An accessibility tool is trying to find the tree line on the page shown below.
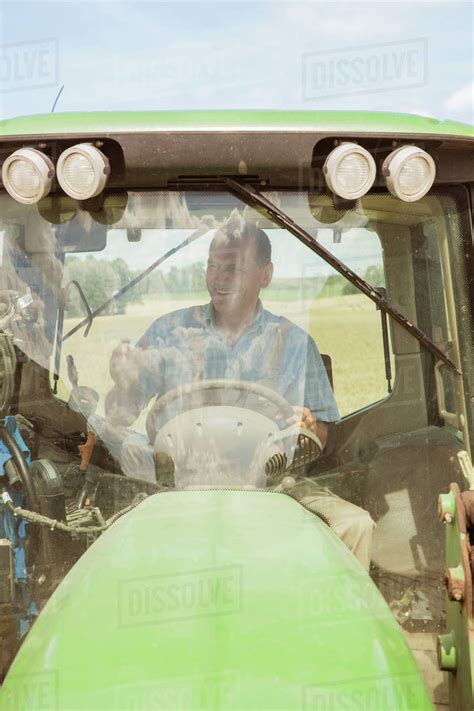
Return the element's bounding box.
[64,257,207,316]
[64,256,385,317]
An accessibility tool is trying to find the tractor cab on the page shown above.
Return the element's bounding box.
[0,111,473,710]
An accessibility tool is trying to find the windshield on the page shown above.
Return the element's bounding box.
[0,189,468,488]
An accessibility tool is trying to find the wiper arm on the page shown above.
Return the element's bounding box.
[53,280,93,394]
[223,177,461,376]
[62,225,209,342]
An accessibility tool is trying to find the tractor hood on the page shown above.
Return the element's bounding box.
[0,490,432,710]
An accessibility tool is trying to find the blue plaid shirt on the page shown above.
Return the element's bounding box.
[136,301,340,422]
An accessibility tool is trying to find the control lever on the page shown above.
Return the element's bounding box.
[78,432,96,472]
[63,355,101,508]
[76,429,100,509]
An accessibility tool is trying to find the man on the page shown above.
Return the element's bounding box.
[103,212,374,570]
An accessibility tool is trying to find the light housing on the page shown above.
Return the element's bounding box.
[323,143,376,200]
[57,143,110,200]
[382,145,436,202]
[1,148,54,204]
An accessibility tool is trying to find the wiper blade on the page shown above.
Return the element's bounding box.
[62,225,209,342]
[223,177,461,376]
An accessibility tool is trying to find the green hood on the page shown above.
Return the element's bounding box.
[1,490,432,710]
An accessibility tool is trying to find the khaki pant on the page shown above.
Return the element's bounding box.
[281,477,375,571]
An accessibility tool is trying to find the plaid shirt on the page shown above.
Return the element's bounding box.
[136,301,340,422]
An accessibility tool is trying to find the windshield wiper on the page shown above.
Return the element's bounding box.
[53,280,93,394]
[223,177,461,375]
[62,225,209,342]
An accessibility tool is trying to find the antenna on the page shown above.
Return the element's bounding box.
[51,85,64,113]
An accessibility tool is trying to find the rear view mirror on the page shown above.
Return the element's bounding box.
[56,211,107,253]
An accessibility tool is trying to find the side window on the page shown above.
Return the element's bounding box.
[266,227,392,417]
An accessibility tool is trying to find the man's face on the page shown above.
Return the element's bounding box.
[206,240,273,320]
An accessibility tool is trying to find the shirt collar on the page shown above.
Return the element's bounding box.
[203,300,265,336]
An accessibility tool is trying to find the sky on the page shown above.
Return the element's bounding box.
[0,1,472,124]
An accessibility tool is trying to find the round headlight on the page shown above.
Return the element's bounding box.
[382,145,436,202]
[323,143,376,200]
[1,148,54,204]
[57,143,110,200]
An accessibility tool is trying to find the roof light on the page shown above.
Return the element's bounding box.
[57,143,110,200]
[323,143,376,200]
[1,148,54,204]
[383,145,436,202]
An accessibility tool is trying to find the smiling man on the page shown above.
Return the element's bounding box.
[104,212,374,569]
[118,214,338,441]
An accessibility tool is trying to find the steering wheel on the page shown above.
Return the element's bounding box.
[146,378,295,444]
[147,379,324,491]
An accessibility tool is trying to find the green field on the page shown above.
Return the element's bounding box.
[59,292,390,422]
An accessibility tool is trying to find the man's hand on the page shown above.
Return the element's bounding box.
[288,406,328,450]
[109,340,144,392]
[105,340,148,429]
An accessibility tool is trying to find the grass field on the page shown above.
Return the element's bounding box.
[59,292,390,421]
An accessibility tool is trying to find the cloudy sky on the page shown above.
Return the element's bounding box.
[0,1,472,124]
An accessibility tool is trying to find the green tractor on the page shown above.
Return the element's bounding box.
[0,111,472,710]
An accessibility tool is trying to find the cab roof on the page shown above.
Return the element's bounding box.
[1,110,473,139]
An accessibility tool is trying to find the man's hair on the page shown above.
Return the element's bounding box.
[210,210,272,266]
